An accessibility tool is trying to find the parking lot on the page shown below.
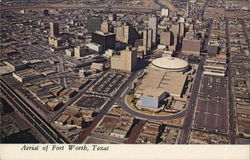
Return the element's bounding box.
[193,75,229,134]
[199,75,228,99]
[194,98,228,133]
[90,71,128,96]
[74,95,107,111]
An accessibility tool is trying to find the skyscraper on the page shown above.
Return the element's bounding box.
[121,47,137,72]
[111,47,137,72]
[115,24,137,45]
[182,38,201,56]
[149,16,158,45]
[143,28,153,52]
[101,21,110,33]
[50,22,59,37]
[171,23,180,46]
[87,15,102,33]
[179,22,185,38]
[92,31,115,53]
[108,13,117,21]
[160,31,173,46]
[171,23,180,36]
[74,46,85,59]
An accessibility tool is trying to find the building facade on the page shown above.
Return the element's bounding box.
[87,15,102,33]
[115,24,137,45]
[111,47,137,72]
[101,21,110,33]
[143,28,153,52]
[92,31,115,53]
[182,38,201,56]
[50,22,59,37]
[149,16,158,45]
[160,31,173,46]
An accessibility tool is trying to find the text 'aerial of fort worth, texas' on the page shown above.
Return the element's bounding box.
[0,0,250,145]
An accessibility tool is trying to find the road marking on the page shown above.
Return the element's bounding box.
[121,86,129,97]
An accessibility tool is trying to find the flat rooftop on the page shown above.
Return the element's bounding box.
[14,69,42,78]
[0,66,13,75]
[94,31,115,36]
[5,59,25,67]
[138,68,187,97]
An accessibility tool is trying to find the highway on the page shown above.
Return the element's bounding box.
[0,79,68,143]
[225,18,237,144]
[179,56,205,144]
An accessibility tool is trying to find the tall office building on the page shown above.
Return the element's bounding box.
[74,46,85,59]
[115,24,137,45]
[182,38,201,56]
[101,21,110,33]
[50,22,59,37]
[171,23,180,46]
[143,28,153,52]
[171,23,180,36]
[122,47,137,72]
[111,47,137,72]
[92,31,115,53]
[160,31,173,46]
[108,13,117,21]
[179,22,185,38]
[87,15,102,33]
[207,40,219,57]
[149,16,158,45]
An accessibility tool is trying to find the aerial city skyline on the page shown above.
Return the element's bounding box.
[0,0,250,144]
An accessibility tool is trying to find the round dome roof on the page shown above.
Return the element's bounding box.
[151,57,188,71]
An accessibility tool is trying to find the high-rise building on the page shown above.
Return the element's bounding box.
[92,31,115,53]
[179,22,185,38]
[101,21,110,33]
[48,37,63,47]
[207,40,219,57]
[171,23,180,36]
[50,22,59,37]
[160,31,173,46]
[74,46,85,59]
[122,47,137,72]
[171,23,180,46]
[182,38,201,56]
[143,28,153,52]
[108,13,117,21]
[87,15,102,33]
[149,16,158,45]
[115,24,137,45]
[111,47,137,72]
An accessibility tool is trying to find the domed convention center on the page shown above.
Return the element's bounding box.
[125,55,194,117]
[151,57,189,72]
